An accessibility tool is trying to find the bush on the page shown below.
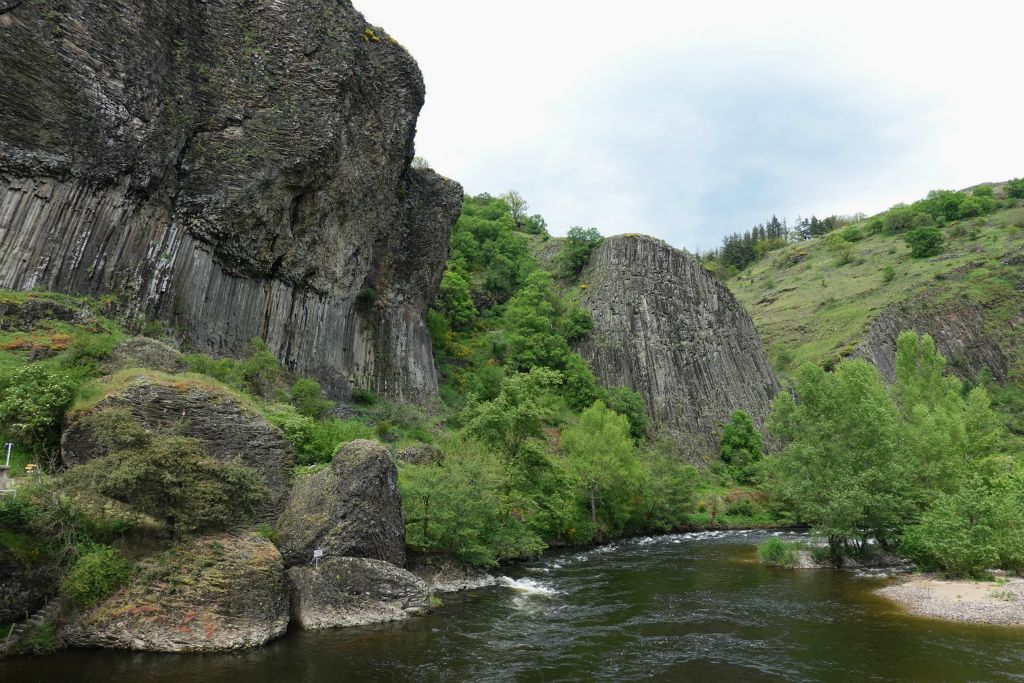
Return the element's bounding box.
[883,204,929,233]
[266,404,375,465]
[602,386,649,442]
[350,388,378,405]
[882,265,896,284]
[61,543,131,608]
[290,378,332,418]
[972,185,994,198]
[0,364,77,460]
[758,537,801,566]
[60,435,268,538]
[904,226,944,258]
[1006,178,1024,199]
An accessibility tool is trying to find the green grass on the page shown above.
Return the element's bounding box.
[728,205,1024,381]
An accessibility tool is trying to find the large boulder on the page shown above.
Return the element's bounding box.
[576,235,780,458]
[61,373,294,516]
[407,553,497,594]
[276,440,405,567]
[287,556,429,630]
[63,533,288,652]
[0,0,462,404]
[100,336,186,375]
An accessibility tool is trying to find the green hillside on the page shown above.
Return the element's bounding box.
[726,185,1024,382]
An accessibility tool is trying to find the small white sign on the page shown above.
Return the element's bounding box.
[313,547,323,567]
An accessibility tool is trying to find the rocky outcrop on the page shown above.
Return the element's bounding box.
[576,235,779,458]
[100,336,186,375]
[62,374,293,515]
[0,0,462,403]
[397,442,444,466]
[407,553,496,593]
[287,557,429,630]
[63,533,288,652]
[854,302,1008,383]
[276,440,405,567]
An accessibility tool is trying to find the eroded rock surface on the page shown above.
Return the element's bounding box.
[287,556,429,630]
[407,553,496,593]
[276,439,405,567]
[576,235,779,457]
[100,336,186,375]
[854,302,1008,382]
[63,534,288,652]
[61,374,294,515]
[0,0,462,403]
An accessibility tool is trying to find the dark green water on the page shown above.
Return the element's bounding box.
[3,530,1023,682]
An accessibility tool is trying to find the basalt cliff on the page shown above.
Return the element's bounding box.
[0,0,461,403]
[576,235,780,457]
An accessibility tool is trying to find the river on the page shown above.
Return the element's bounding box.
[3,530,1023,682]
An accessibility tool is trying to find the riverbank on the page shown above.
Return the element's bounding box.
[877,573,1024,626]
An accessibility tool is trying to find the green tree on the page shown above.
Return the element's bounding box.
[903,226,944,258]
[766,360,912,563]
[434,268,478,330]
[603,386,649,441]
[1005,178,1024,199]
[290,378,332,418]
[719,410,763,483]
[559,226,604,277]
[500,190,528,231]
[561,401,646,540]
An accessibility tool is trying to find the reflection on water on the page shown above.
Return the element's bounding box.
[3,530,1023,682]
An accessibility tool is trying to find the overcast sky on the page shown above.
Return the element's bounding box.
[362,1,1024,252]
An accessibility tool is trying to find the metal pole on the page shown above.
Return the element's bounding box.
[4,443,10,468]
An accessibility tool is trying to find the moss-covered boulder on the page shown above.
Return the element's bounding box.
[62,372,293,517]
[276,440,405,567]
[287,557,428,630]
[63,533,288,652]
[100,336,186,375]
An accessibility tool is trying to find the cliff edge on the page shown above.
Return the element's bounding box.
[0,0,462,403]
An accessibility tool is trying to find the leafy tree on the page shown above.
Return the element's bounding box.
[434,268,478,330]
[0,365,76,460]
[463,368,562,473]
[1006,178,1024,199]
[719,410,763,483]
[559,227,604,277]
[766,360,912,562]
[603,386,649,441]
[883,204,929,233]
[561,401,646,540]
[903,226,944,258]
[525,214,549,236]
[972,185,994,198]
[500,191,529,231]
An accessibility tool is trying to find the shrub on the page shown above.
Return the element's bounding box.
[602,386,649,442]
[972,185,994,198]
[904,226,944,258]
[266,404,375,465]
[355,287,378,313]
[61,542,131,607]
[882,265,896,284]
[290,378,332,418]
[1006,178,1024,199]
[0,364,77,460]
[60,436,268,538]
[350,388,378,405]
[758,537,801,566]
[883,204,929,232]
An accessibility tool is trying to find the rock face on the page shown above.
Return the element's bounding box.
[63,533,288,652]
[0,546,57,624]
[0,0,462,403]
[854,301,1009,383]
[576,235,779,457]
[276,440,405,567]
[62,374,294,515]
[287,557,429,630]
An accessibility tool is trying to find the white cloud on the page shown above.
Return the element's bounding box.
[361,1,1024,249]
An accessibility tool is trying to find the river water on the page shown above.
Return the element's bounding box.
[3,530,1023,682]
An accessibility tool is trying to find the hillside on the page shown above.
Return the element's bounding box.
[727,186,1024,384]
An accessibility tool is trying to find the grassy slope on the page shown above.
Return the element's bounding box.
[728,205,1024,382]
